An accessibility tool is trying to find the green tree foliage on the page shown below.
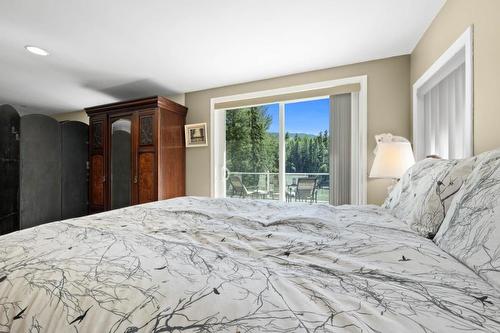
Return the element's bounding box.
[226,106,277,173]
[226,106,329,176]
[285,131,329,173]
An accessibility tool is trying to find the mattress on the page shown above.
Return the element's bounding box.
[0,197,499,332]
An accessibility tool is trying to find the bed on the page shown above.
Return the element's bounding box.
[1,194,500,332]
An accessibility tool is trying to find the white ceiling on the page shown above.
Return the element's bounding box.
[0,0,445,114]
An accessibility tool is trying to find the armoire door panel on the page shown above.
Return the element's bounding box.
[91,121,103,149]
[138,152,155,204]
[89,116,107,212]
[139,114,154,146]
[90,155,104,206]
[109,116,133,210]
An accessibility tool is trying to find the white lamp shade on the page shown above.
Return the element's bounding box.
[370,142,415,179]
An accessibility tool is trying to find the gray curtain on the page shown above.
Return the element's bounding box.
[330,93,351,205]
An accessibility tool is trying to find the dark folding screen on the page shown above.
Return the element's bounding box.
[0,105,20,235]
[20,114,62,229]
[61,121,89,219]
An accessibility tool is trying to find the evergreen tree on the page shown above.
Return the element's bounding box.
[226,105,330,189]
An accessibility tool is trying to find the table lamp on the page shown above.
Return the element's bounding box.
[370,141,415,182]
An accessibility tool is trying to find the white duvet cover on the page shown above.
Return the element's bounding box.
[0,197,499,332]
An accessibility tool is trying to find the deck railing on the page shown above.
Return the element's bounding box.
[226,171,330,203]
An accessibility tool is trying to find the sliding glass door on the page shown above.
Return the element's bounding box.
[285,98,330,203]
[224,97,333,204]
[214,81,365,205]
[225,104,280,200]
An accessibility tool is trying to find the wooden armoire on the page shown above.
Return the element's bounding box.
[85,96,187,213]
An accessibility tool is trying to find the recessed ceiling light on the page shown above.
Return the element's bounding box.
[25,45,49,56]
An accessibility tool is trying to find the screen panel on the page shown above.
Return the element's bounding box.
[0,105,20,234]
[61,121,89,219]
[20,114,62,229]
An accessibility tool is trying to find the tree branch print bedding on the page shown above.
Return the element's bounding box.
[383,157,476,238]
[0,197,499,332]
[435,149,500,293]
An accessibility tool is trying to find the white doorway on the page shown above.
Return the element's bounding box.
[210,76,368,205]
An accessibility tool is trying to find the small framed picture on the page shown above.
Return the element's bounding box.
[185,123,208,147]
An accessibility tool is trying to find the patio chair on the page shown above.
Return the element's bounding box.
[228,175,253,198]
[253,174,269,199]
[292,177,318,203]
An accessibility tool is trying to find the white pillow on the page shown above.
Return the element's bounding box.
[384,157,475,238]
[435,149,500,291]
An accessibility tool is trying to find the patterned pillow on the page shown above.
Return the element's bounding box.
[383,157,475,238]
[435,149,500,291]
[383,158,442,210]
[436,157,478,215]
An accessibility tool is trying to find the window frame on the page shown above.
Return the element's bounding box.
[210,75,368,204]
[412,26,473,160]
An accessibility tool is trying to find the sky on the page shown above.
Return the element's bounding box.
[265,98,330,135]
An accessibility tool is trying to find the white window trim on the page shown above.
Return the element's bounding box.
[210,75,368,205]
[412,26,473,160]
[278,102,285,201]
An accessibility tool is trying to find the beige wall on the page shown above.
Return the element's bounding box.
[185,55,411,205]
[411,0,500,153]
[51,110,89,124]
